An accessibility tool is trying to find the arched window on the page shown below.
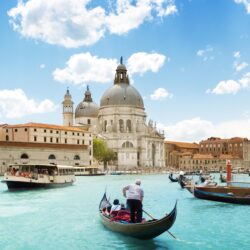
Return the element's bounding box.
[48,154,56,160]
[104,120,107,132]
[6,135,9,141]
[74,155,80,160]
[119,119,124,132]
[122,141,133,148]
[21,153,29,159]
[126,120,132,132]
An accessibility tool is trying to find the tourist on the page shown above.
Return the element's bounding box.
[122,179,144,223]
[110,199,121,214]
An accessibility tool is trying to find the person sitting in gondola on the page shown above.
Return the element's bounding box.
[110,199,121,216]
[123,179,144,223]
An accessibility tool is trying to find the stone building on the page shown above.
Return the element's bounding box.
[0,123,92,174]
[164,141,199,170]
[63,58,165,170]
[165,137,250,172]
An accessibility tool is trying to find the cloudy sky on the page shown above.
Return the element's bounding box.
[1,0,250,142]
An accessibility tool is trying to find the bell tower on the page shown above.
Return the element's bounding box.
[62,88,74,126]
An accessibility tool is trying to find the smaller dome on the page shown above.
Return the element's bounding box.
[75,102,99,118]
[75,86,99,118]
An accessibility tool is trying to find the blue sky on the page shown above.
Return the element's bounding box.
[1,0,250,142]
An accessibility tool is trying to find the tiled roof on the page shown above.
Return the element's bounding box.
[4,123,88,132]
[201,137,247,143]
[165,140,199,149]
[0,141,88,149]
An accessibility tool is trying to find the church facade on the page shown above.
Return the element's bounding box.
[62,59,165,170]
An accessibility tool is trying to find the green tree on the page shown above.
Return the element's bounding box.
[93,138,116,170]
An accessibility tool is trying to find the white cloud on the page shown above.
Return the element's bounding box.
[234,61,248,71]
[53,52,118,84]
[208,71,250,95]
[209,80,241,95]
[0,89,57,119]
[8,0,177,48]
[8,0,106,48]
[150,87,173,100]
[127,52,166,75]
[239,72,250,88]
[233,51,241,58]
[196,45,214,61]
[53,52,167,84]
[158,117,250,142]
[234,0,250,14]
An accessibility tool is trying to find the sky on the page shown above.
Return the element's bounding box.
[1,0,250,142]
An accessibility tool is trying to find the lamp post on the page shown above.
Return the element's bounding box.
[226,160,232,183]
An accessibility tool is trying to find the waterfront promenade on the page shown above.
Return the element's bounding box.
[0,174,250,249]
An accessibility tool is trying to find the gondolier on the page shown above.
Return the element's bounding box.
[123,179,144,223]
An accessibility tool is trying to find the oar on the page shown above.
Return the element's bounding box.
[142,209,177,240]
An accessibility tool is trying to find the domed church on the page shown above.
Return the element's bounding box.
[62,57,165,169]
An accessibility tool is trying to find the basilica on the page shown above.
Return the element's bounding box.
[62,58,165,169]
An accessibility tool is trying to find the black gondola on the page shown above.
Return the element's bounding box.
[99,192,177,240]
[178,175,191,188]
[220,174,226,183]
[193,187,250,205]
[169,174,179,182]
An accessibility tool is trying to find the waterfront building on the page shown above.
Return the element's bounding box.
[165,137,250,172]
[64,58,165,170]
[0,123,92,174]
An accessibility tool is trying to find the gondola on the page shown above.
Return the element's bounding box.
[178,176,191,188]
[219,174,226,183]
[186,182,250,205]
[168,174,179,182]
[99,192,177,240]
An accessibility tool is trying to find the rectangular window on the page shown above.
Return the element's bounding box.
[77,139,80,144]
[50,138,53,143]
[65,131,67,135]
[44,129,46,133]
[77,133,80,136]
[82,133,85,136]
[89,150,91,155]
[34,136,37,142]
[82,140,84,144]
[56,138,59,143]
[88,119,91,124]
[73,132,75,135]
[56,131,59,134]
[6,129,8,132]
[89,141,91,145]
[50,130,53,133]
[25,128,27,132]
[44,137,47,142]
[15,129,18,132]
[34,128,37,132]
[65,139,67,143]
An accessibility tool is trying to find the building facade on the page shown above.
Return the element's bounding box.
[165,137,250,172]
[0,123,92,174]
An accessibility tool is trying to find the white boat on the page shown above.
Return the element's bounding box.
[2,164,76,190]
[73,166,105,176]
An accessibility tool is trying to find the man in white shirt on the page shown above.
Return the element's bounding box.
[122,179,144,223]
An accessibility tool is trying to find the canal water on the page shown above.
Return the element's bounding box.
[0,174,250,250]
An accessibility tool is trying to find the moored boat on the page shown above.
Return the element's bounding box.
[74,166,105,176]
[2,164,76,190]
[99,192,177,240]
[187,182,250,205]
[168,174,179,182]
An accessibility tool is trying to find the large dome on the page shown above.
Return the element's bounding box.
[100,59,144,109]
[75,86,99,118]
[100,83,144,108]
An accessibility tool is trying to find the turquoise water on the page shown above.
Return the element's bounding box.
[0,174,250,250]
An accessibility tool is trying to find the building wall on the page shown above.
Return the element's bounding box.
[0,142,90,175]
[98,106,165,169]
